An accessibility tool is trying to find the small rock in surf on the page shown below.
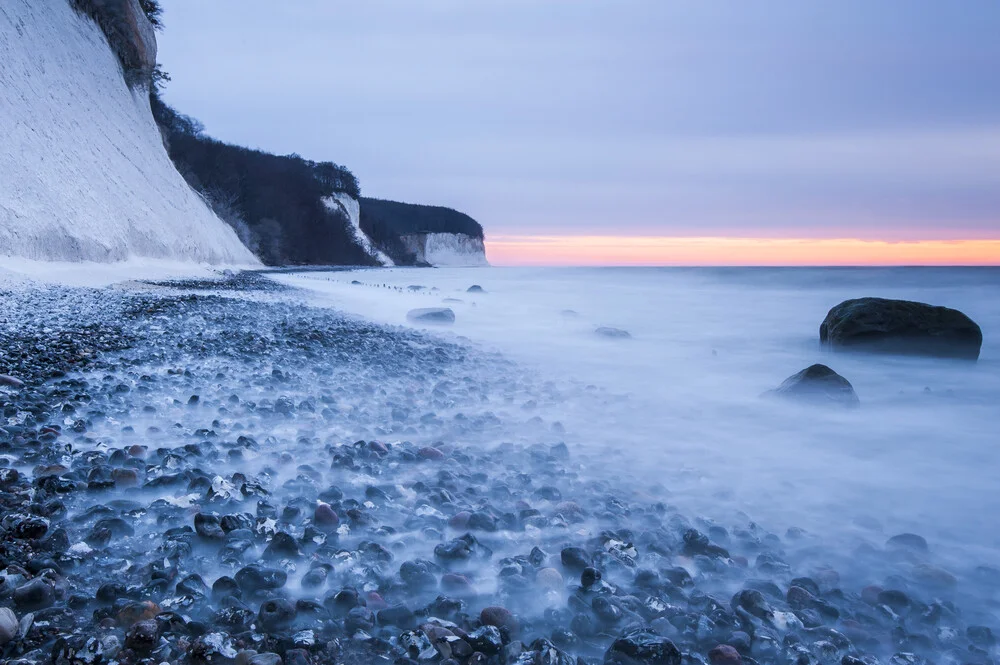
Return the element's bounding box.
[764,364,860,408]
[407,308,456,324]
[595,326,631,339]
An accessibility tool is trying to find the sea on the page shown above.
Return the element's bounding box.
[275,266,1000,571]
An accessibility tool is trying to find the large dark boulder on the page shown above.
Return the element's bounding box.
[820,298,982,360]
[765,364,860,408]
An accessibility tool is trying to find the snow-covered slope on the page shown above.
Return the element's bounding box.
[323,193,394,266]
[0,0,258,265]
[401,233,489,267]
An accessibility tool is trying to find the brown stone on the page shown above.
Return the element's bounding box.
[709,645,743,665]
[112,468,139,488]
[118,600,160,627]
[313,503,339,530]
[418,446,445,460]
[480,606,517,633]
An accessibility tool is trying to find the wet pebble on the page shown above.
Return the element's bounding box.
[235,565,287,592]
[0,607,18,645]
[258,598,296,630]
[606,628,681,665]
[313,502,340,529]
[14,578,55,611]
[194,512,225,539]
[709,644,743,665]
[124,619,159,653]
[481,606,518,633]
[561,546,591,571]
[887,533,928,553]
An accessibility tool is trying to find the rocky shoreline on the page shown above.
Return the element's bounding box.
[1,274,997,665]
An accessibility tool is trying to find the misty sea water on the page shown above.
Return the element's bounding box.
[279,266,1000,572]
[4,265,997,662]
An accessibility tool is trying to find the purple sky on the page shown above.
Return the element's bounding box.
[157,1,1000,240]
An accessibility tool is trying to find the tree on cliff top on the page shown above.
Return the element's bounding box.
[138,0,162,29]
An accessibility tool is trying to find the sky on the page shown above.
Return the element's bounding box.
[157,1,1000,265]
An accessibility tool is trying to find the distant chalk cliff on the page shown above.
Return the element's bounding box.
[360,198,488,267]
[155,100,489,267]
[400,233,489,267]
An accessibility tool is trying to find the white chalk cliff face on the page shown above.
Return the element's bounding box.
[424,233,488,267]
[0,0,258,265]
[402,233,489,267]
[322,193,394,266]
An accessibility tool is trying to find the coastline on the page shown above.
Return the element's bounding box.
[1,272,996,663]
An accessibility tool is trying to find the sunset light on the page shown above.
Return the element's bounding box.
[486,235,1000,266]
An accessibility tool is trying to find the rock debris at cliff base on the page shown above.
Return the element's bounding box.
[0,275,997,665]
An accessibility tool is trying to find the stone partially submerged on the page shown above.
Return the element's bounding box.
[765,364,860,408]
[820,298,982,360]
[407,308,456,324]
[0,375,26,389]
[596,326,631,339]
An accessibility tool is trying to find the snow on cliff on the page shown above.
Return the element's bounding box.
[0,0,258,265]
[401,233,489,267]
[323,193,394,266]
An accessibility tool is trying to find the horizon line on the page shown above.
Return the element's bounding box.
[483,235,1000,267]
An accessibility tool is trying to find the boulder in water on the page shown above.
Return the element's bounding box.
[765,364,860,408]
[407,308,455,324]
[886,532,928,552]
[820,298,982,360]
[596,326,631,339]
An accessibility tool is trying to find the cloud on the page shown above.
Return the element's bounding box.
[156,1,1000,240]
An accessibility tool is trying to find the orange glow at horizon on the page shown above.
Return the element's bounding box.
[485,235,1000,266]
